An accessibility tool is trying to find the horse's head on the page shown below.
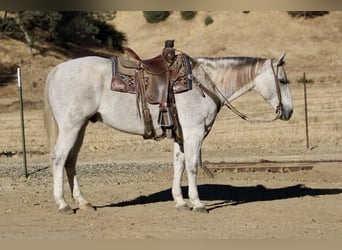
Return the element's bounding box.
[253,53,293,121]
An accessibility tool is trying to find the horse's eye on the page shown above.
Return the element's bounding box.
[279,79,288,84]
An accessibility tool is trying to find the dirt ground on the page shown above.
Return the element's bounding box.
[0,11,341,239]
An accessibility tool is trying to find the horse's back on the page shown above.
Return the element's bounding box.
[49,56,110,80]
[48,56,111,93]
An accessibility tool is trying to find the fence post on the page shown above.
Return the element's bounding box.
[303,72,310,149]
[17,67,28,178]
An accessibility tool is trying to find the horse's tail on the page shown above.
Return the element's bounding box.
[43,67,58,156]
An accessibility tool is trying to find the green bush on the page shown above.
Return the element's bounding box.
[0,11,126,52]
[143,11,170,23]
[287,11,329,19]
[204,15,213,26]
[297,76,314,84]
[52,12,126,51]
[180,11,197,20]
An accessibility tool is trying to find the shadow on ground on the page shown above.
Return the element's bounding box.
[97,184,342,212]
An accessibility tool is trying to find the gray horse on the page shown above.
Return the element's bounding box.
[44,52,293,213]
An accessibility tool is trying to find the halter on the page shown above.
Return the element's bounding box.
[193,58,284,123]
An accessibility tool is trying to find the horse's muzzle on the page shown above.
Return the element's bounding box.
[280,107,293,121]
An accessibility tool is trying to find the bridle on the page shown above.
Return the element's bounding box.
[192,58,284,123]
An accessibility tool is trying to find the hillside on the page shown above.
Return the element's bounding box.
[0,11,341,111]
[112,11,341,79]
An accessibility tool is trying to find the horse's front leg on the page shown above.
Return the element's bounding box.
[172,142,191,211]
[184,140,208,213]
[184,130,208,213]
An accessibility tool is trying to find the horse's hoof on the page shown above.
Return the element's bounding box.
[59,205,75,214]
[80,203,96,211]
[193,207,209,213]
[176,204,192,211]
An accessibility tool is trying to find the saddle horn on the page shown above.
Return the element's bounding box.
[163,39,176,63]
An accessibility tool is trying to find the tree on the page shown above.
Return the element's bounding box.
[0,11,126,55]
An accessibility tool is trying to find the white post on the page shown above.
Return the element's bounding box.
[17,67,28,178]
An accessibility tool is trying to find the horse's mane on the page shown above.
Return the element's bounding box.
[195,57,267,90]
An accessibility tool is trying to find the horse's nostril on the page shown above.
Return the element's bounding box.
[282,109,293,120]
[288,109,293,119]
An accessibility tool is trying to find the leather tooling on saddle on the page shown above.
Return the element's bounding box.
[110,40,192,143]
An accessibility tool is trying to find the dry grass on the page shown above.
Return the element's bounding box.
[0,11,341,164]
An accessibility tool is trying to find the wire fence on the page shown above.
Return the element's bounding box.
[0,70,341,177]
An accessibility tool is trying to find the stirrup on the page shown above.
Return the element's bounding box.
[158,108,173,127]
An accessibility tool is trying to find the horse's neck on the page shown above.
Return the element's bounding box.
[224,78,255,102]
[196,57,265,102]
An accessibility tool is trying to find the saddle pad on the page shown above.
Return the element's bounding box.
[111,57,147,93]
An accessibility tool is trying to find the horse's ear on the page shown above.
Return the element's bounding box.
[276,52,286,66]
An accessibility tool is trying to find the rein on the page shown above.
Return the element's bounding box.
[192,58,283,123]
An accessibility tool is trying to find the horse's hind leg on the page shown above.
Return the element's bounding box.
[65,122,94,211]
[53,122,86,213]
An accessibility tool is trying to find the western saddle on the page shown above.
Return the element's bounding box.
[111,40,193,143]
